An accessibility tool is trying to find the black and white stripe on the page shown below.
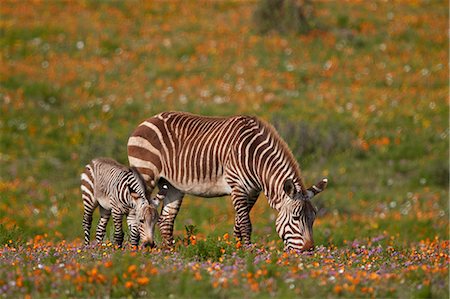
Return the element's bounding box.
[127,112,327,251]
[81,157,159,247]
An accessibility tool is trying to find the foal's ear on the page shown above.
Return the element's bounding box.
[283,179,296,199]
[128,185,140,201]
[130,191,140,200]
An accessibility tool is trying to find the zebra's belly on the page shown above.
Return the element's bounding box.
[164,175,232,198]
[96,194,112,211]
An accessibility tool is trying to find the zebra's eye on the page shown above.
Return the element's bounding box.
[139,219,144,224]
[293,216,300,221]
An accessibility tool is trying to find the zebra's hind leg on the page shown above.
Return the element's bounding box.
[157,184,184,248]
[111,208,125,247]
[95,206,111,245]
[231,188,253,246]
[82,199,98,246]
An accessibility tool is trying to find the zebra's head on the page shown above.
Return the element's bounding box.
[275,178,327,252]
[136,203,159,248]
[127,168,159,248]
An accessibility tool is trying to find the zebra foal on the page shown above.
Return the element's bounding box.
[81,157,162,248]
[127,112,327,251]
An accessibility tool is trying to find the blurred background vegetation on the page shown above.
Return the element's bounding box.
[0,0,448,248]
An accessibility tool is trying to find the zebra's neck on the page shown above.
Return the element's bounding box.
[258,159,302,211]
[251,124,305,211]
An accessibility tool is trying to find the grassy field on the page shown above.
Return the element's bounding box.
[0,0,448,298]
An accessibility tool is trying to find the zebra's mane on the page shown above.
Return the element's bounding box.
[94,157,129,172]
[253,117,307,195]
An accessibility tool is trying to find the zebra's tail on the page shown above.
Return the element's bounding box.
[305,178,328,200]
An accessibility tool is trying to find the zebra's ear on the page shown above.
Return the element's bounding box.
[305,178,328,200]
[130,191,140,200]
[283,179,296,199]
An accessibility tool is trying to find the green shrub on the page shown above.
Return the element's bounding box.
[253,0,315,34]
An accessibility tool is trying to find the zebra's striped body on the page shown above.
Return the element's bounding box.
[81,157,159,248]
[127,112,327,251]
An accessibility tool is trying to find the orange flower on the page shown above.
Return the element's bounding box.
[194,272,202,281]
[333,285,342,294]
[360,140,369,151]
[137,277,149,285]
[16,276,23,287]
[104,261,113,268]
[369,272,379,280]
[235,241,242,249]
[128,265,137,273]
[223,233,229,241]
[249,281,259,292]
[89,268,98,276]
[125,281,134,289]
[149,268,158,275]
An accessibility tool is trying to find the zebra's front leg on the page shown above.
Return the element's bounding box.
[111,208,125,247]
[158,184,184,247]
[95,206,111,244]
[233,214,242,241]
[127,209,139,247]
[233,191,259,242]
[231,188,252,245]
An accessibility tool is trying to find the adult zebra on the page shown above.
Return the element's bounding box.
[127,112,327,251]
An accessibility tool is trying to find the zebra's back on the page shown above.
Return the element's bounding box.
[128,112,263,196]
[81,158,130,210]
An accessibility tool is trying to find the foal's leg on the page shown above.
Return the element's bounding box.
[95,205,111,244]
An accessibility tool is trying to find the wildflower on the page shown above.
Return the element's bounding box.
[16,276,23,287]
[149,268,158,275]
[137,277,149,285]
[236,241,242,249]
[249,280,259,292]
[194,272,202,281]
[125,281,134,289]
[369,272,379,280]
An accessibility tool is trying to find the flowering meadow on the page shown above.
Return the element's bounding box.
[1,0,448,298]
